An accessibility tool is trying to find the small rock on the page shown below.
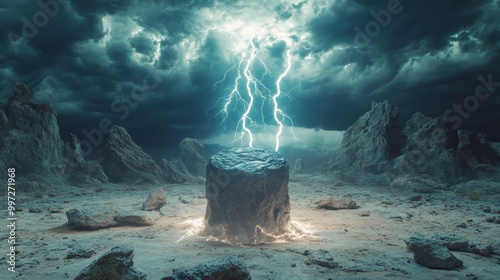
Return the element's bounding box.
[291,263,296,267]
[469,244,493,256]
[381,200,394,205]
[315,197,357,210]
[178,197,189,204]
[404,232,463,269]
[304,250,338,269]
[28,207,43,213]
[456,223,467,228]
[142,188,167,211]
[75,245,146,280]
[409,195,422,202]
[486,217,496,223]
[65,246,96,259]
[483,207,491,213]
[358,211,370,217]
[162,255,251,280]
[495,218,500,224]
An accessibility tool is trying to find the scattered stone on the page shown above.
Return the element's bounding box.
[203,148,291,244]
[495,218,500,224]
[391,176,445,193]
[409,195,422,201]
[404,232,463,269]
[381,200,393,205]
[486,217,496,223]
[65,246,96,259]
[75,245,146,280]
[49,208,62,213]
[162,255,251,280]
[315,197,357,210]
[456,223,467,228]
[358,211,370,217]
[28,207,43,213]
[483,207,491,213]
[178,138,207,177]
[469,244,493,256]
[141,188,167,211]
[114,211,158,226]
[304,250,339,269]
[101,125,162,184]
[178,197,189,204]
[66,207,118,230]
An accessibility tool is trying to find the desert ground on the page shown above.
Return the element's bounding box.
[3,173,500,280]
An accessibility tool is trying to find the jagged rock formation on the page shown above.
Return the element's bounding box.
[317,100,499,191]
[293,158,305,173]
[337,100,403,174]
[178,138,207,177]
[203,148,291,244]
[162,255,251,280]
[404,232,463,269]
[101,126,162,184]
[0,82,64,178]
[75,245,147,280]
[161,158,191,183]
[64,133,108,185]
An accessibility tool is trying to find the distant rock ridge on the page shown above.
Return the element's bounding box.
[317,100,500,190]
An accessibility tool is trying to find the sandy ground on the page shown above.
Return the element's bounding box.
[2,174,500,280]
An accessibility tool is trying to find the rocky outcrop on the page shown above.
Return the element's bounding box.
[0,82,64,178]
[203,148,291,244]
[293,158,305,173]
[178,138,207,177]
[101,126,162,184]
[75,245,146,280]
[337,100,402,174]
[64,133,108,185]
[162,255,251,280]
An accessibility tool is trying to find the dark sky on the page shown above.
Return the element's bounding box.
[1,0,499,157]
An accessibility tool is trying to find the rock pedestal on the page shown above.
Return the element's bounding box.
[203,148,291,244]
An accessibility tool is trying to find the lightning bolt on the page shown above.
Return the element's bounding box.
[212,37,294,151]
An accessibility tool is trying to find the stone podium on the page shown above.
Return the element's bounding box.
[203,148,291,244]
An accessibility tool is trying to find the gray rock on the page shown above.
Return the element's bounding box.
[314,197,357,210]
[304,250,339,269]
[101,126,162,184]
[142,188,167,211]
[162,255,251,280]
[452,180,500,196]
[178,138,207,177]
[161,158,191,183]
[28,207,43,213]
[203,148,291,244]
[115,211,158,226]
[404,232,463,269]
[75,245,146,280]
[66,207,119,230]
[337,100,402,174]
[0,82,64,179]
[430,233,470,251]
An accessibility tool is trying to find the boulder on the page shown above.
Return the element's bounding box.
[141,188,167,211]
[114,211,158,226]
[66,207,119,230]
[75,245,146,280]
[203,148,291,244]
[162,255,251,280]
[0,82,64,178]
[451,180,500,197]
[101,126,162,184]
[391,176,447,193]
[337,100,402,174]
[178,138,207,177]
[404,232,463,269]
[161,158,191,183]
